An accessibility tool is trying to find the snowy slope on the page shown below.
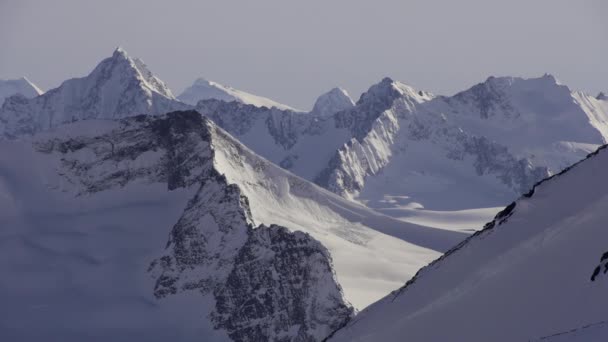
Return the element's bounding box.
[0,48,187,138]
[0,77,43,105]
[195,99,353,181]
[329,145,608,341]
[317,75,608,216]
[187,75,604,231]
[310,87,355,116]
[0,110,463,340]
[178,78,297,111]
[194,78,432,185]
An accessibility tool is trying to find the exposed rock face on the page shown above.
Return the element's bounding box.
[36,110,353,341]
[213,225,352,342]
[194,99,345,180]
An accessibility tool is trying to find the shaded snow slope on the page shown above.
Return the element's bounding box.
[330,145,608,341]
[198,113,465,309]
[0,77,43,105]
[0,47,187,138]
[178,78,297,111]
[0,111,462,340]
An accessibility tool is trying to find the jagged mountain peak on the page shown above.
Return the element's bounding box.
[0,48,187,138]
[357,77,432,108]
[91,47,175,99]
[597,92,607,101]
[311,87,355,116]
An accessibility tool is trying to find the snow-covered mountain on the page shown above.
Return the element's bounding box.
[318,75,608,214]
[178,78,297,111]
[0,48,187,138]
[193,78,431,184]
[329,145,608,342]
[0,77,44,105]
[310,87,355,116]
[198,74,608,221]
[0,110,463,340]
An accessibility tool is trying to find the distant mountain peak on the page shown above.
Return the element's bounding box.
[0,77,44,106]
[178,77,298,111]
[356,77,432,108]
[597,92,607,101]
[93,47,175,99]
[0,48,186,137]
[311,87,355,116]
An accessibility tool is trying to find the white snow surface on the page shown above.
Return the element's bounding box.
[310,87,355,116]
[208,122,466,309]
[178,78,298,111]
[320,75,608,218]
[193,75,608,223]
[330,145,608,341]
[0,77,43,105]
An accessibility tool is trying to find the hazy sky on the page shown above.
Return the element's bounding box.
[1,0,606,110]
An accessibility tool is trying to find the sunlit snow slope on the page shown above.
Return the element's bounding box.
[178,78,298,111]
[330,145,608,342]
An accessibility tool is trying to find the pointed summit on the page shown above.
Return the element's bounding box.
[310,87,355,116]
[178,77,298,111]
[357,77,432,108]
[597,92,607,101]
[0,48,186,138]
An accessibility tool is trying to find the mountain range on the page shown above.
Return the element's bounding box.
[1,47,606,341]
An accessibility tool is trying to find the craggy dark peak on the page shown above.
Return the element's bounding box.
[597,92,607,101]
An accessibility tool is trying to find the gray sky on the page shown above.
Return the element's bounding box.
[1,0,606,110]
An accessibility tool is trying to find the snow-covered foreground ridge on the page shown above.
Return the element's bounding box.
[329,144,608,342]
[0,110,463,341]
